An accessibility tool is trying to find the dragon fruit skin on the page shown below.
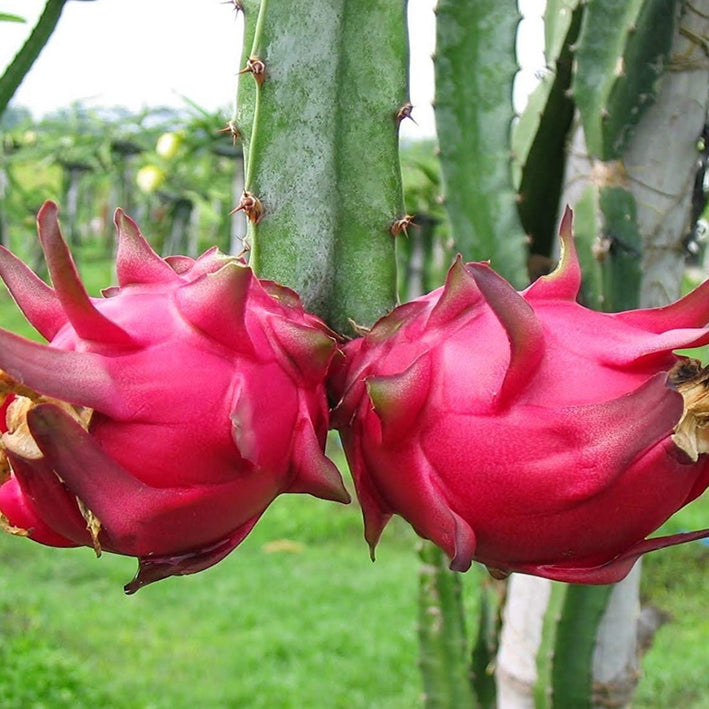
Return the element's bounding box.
[330,209,709,584]
[0,202,348,593]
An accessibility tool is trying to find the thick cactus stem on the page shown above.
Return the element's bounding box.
[572,0,678,160]
[434,0,528,286]
[549,584,615,706]
[564,0,679,311]
[239,0,406,332]
[513,2,582,261]
[233,0,261,162]
[418,542,476,709]
[470,578,502,709]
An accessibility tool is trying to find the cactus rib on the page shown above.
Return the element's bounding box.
[434,0,528,286]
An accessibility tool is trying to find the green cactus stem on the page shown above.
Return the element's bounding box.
[572,0,677,161]
[470,577,502,709]
[417,542,476,709]
[596,184,642,310]
[550,584,615,707]
[533,582,567,709]
[543,0,581,64]
[434,0,528,286]
[233,0,260,165]
[564,176,644,311]
[240,0,406,333]
[567,0,678,311]
[514,2,582,262]
[0,0,68,118]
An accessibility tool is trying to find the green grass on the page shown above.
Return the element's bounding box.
[2,487,707,709]
[636,543,709,709]
[0,250,428,708]
[0,249,708,707]
[634,492,709,709]
[0,247,115,342]
[0,472,426,709]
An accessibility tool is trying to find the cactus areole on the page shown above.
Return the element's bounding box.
[0,202,348,593]
[330,209,709,584]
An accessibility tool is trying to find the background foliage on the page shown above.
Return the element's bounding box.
[2,0,709,704]
[0,99,708,707]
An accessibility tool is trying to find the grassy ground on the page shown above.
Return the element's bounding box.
[635,494,709,709]
[0,265,427,708]
[0,480,707,709]
[0,256,708,707]
[0,474,427,709]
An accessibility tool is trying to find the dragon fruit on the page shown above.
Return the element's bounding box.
[330,208,709,584]
[0,201,348,593]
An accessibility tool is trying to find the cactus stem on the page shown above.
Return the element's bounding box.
[230,192,264,224]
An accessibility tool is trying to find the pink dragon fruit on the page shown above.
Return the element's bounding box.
[330,208,709,584]
[0,201,348,593]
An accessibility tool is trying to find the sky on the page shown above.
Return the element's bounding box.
[0,0,545,140]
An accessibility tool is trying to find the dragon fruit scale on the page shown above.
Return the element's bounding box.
[0,202,349,593]
[330,208,709,584]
